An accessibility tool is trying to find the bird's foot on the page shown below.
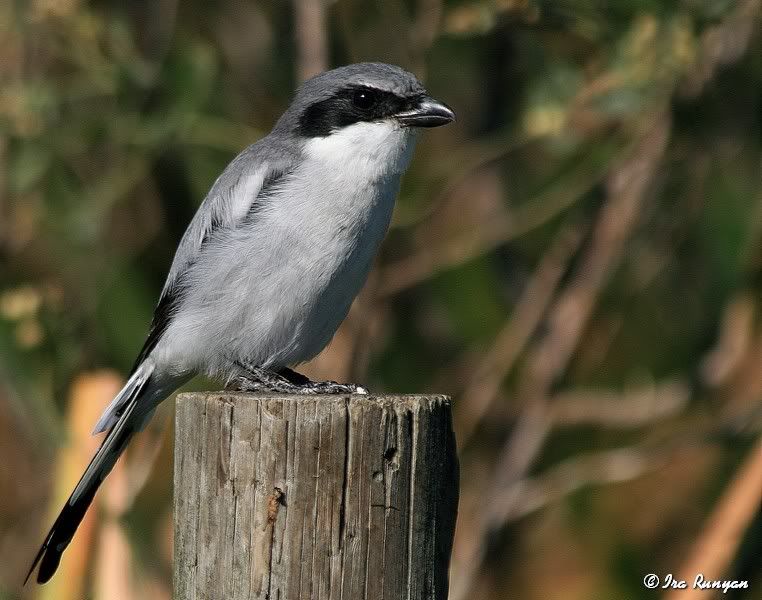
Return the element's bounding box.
[230,364,297,393]
[231,363,368,395]
[295,380,369,395]
[279,367,369,394]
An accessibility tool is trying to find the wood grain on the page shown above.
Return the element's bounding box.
[174,392,458,600]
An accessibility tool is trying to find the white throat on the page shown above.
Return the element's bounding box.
[302,120,417,182]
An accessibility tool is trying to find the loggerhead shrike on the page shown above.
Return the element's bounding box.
[26,62,454,584]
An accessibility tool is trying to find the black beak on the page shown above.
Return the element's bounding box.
[396,95,456,128]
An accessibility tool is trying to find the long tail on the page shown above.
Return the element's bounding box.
[92,366,152,434]
[25,366,154,585]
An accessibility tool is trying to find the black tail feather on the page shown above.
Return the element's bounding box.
[25,479,100,584]
[25,393,142,585]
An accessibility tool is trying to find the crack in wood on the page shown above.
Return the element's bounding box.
[338,398,350,550]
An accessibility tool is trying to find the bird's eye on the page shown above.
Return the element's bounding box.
[352,88,377,110]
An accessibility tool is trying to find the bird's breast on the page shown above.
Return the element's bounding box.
[166,123,416,373]
[247,124,415,363]
[281,121,416,272]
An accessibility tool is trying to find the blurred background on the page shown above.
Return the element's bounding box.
[1,0,761,598]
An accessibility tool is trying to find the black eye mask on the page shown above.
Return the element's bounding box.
[298,85,420,138]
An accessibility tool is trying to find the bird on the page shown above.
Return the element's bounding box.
[25,62,454,584]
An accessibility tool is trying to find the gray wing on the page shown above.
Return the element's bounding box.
[131,138,297,371]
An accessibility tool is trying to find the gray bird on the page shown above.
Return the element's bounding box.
[26,62,454,584]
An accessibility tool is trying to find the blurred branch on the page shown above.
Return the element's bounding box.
[494,111,670,492]
[383,0,761,303]
[548,378,690,428]
[379,142,616,296]
[497,447,657,522]
[496,411,762,527]
[293,0,328,82]
[680,0,761,99]
[700,293,755,388]
[518,114,671,402]
[451,112,671,600]
[382,2,703,298]
[664,437,762,600]
[477,392,762,528]
[456,223,584,446]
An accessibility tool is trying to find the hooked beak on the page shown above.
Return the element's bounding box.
[396,95,456,128]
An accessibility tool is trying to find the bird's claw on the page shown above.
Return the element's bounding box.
[231,377,269,393]
[230,363,369,395]
[298,380,369,395]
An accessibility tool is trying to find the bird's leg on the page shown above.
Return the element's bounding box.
[230,361,300,393]
[277,367,369,395]
[276,367,311,385]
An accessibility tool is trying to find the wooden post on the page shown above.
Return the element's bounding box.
[173,392,459,600]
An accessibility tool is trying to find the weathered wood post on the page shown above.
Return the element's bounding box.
[173,392,459,599]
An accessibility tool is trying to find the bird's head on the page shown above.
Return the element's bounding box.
[275,62,455,139]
